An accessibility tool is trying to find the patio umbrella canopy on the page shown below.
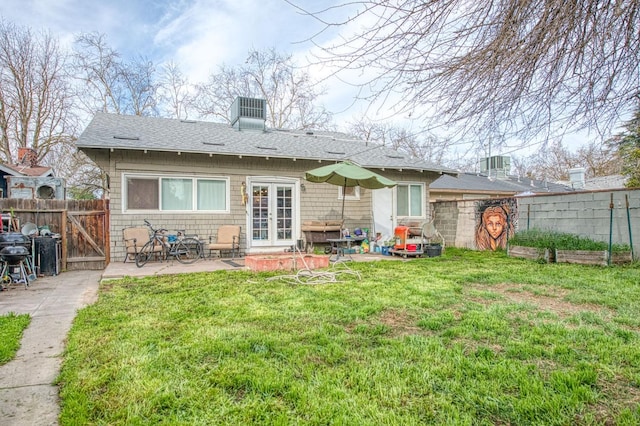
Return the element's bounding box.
[305,161,397,218]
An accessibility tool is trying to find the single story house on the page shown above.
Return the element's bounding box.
[429,156,573,202]
[429,172,574,202]
[76,97,458,260]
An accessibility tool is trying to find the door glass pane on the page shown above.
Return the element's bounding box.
[197,179,226,210]
[127,178,158,210]
[252,185,269,241]
[276,186,293,241]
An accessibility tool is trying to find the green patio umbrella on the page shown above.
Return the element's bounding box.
[305,161,397,219]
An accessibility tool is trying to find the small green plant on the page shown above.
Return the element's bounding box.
[510,229,631,252]
[0,312,30,365]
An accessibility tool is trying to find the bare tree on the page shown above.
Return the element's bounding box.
[41,141,107,199]
[158,61,195,119]
[0,20,76,164]
[612,106,640,187]
[511,138,621,182]
[290,0,640,143]
[72,32,159,116]
[347,116,456,166]
[194,48,333,130]
[575,141,621,178]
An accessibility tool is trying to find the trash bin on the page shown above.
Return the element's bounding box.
[34,237,61,276]
[425,244,442,258]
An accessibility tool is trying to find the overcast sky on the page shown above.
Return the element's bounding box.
[1,0,593,161]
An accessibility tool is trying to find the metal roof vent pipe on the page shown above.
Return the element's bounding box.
[569,167,586,190]
[230,97,266,131]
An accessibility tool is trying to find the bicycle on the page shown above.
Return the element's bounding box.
[135,220,203,267]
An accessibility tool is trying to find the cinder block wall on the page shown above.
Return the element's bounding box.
[432,189,640,251]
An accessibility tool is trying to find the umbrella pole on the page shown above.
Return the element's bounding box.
[341,181,346,219]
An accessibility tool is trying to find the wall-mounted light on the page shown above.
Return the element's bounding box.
[300,183,306,192]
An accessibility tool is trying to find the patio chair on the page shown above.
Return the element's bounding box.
[122,227,155,263]
[207,225,241,259]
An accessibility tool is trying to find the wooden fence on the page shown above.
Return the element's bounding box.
[0,199,110,271]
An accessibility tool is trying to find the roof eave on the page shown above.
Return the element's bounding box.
[77,145,458,176]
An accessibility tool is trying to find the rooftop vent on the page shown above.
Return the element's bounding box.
[230,97,266,131]
[480,155,510,179]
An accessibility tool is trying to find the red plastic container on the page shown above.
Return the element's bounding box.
[406,244,417,251]
[394,226,409,249]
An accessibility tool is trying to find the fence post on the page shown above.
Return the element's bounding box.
[608,193,614,266]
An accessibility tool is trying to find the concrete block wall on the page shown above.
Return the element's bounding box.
[432,188,640,252]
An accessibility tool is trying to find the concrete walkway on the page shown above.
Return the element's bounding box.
[0,271,102,426]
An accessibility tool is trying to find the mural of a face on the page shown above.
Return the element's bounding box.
[485,213,505,240]
[475,200,517,251]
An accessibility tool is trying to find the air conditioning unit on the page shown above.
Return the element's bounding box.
[480,155,511,179]
[230,97,266,131]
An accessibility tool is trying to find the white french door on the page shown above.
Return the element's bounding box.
[249,181,296,248]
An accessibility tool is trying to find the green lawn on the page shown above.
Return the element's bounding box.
[0,312,30,365]
[59,249,640,425]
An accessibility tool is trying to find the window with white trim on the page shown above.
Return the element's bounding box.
[125,175,228,212]
[339,186,360,200]
[396,183,423,217]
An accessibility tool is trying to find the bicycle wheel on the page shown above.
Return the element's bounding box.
[174,237,202,264]
[135,240,156,267]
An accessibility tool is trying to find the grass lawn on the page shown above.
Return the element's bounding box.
[59,249,640,425]
[0,312,30,365]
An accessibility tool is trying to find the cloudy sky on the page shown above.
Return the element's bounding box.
[0,0,363,116]
[1,0,593,160]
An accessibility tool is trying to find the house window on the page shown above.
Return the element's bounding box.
[339,186,360,200]
[125,175,228,212]
[397,183,423,217]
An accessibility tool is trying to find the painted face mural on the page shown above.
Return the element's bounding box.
[475,200,517,251]
[485,212,505,240]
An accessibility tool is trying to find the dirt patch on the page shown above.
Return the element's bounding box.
[467,283,611,319]
[377,309,423,336]
[345,309,425,337]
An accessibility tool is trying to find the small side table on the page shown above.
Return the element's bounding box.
[326,237,365,262]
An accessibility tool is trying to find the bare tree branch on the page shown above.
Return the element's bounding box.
[0,20,75,164]
[194,48,334,130]
[295,0,640,142]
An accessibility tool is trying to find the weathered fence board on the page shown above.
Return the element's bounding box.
[555,249,608,266]
[0,199,110,271]
[507,245,551,263]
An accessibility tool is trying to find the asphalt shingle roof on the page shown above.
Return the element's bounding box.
[430,172,574,194]
[77,113,458,175]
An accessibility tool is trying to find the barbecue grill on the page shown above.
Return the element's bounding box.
[0,233,34,289]
[0,245,30,264]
